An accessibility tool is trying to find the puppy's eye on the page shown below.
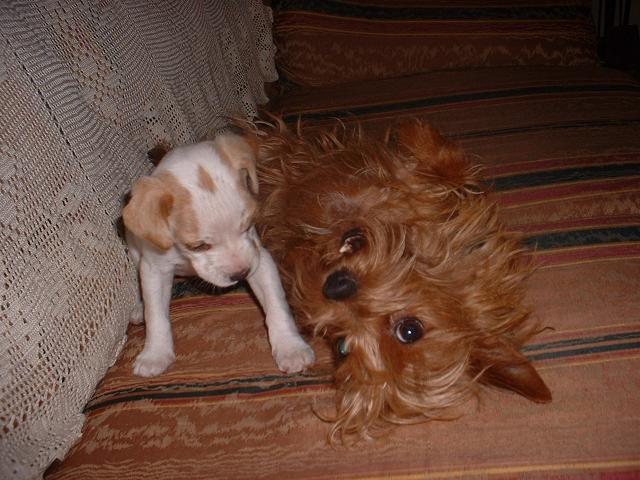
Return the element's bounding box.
[186,242,211,252]
[394,317,424,344]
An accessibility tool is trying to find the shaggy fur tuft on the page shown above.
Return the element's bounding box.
[251,117,551,443]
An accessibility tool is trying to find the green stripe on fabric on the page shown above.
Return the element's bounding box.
[85,332,640,411]
[84,378,329,412]
[527,341,640,361]
[275,0,591,21]
[523,331,640,352]
[490,163,640,191]
[282,84,640,122]
[90,372,329,400]
[524,226,640,250]
[455,120,640,140]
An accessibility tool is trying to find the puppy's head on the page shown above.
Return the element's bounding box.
[123,133,261,287]
[257,120,551,442]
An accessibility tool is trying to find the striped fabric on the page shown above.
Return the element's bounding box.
[273,0,598,87]
[47,63,640,478]
[269,64,640,270]
[46,292,640,478]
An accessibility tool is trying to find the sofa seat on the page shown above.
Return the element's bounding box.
[47,64,640,478]
[45,293,640,479]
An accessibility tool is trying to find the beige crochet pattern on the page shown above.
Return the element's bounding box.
[0,1,277,478]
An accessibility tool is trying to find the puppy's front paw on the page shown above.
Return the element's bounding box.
[133,347,175,377]
[272,336,315,374]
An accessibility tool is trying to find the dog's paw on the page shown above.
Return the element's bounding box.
[133,347,175,377]
[129,302,144,325]
[272,336,315,374]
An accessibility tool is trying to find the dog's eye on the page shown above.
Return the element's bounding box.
[394,317,424,344]
[186,242,211,252]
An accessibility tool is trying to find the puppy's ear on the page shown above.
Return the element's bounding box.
[471,340,552,403]
[214,133,259,195]
[389,119,477,192]
[122,175,174,250]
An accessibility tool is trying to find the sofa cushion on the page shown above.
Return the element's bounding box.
[45,290,640,479]
[47,65,640,478]
[272,0,598,87]
[46,290,640,478]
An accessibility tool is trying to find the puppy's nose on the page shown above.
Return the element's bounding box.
[230,268,250,283]
[323,268,358,300]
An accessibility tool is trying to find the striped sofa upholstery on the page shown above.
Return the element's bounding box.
[273,0,598,87]
[47,4,640,480]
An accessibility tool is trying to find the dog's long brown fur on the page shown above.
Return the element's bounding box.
[251,118,551,443]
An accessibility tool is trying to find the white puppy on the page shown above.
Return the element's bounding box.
[122,133,315,377]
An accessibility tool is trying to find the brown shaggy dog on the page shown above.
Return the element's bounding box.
[251,118,551,442]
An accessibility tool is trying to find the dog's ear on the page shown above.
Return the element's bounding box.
[388,120,477,192]
[471,340,552,403]
[214,133,259,195]
[122,175,174,250]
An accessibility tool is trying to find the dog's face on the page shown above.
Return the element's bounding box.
[256,120,551,442]
[123,134,261,287]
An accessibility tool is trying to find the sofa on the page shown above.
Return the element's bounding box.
[2,1,639,479]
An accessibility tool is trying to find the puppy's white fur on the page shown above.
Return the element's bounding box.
[123,134,314,377]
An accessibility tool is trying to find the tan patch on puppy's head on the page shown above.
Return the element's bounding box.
[214,133,259,196]
[197,164,217,193]
[123,171,196,250]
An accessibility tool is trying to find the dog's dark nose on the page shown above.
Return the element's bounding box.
[230,268,250,283]
[323,268,358,300]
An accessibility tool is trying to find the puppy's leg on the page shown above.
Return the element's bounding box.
[249,246,315,373]
[133,259,176,377]
[126,231,144,325]
[130,282,145,326]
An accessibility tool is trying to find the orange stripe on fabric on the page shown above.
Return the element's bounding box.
[359,460,640,480]
[537,353,640,370]
[85,387,333,420]
[276,12,589,34]
[498,180,640,208]
[487,153,640,177]
[510,215,640,235]
[533,323,640,344]
[169,292,254,310]
[529,243,640,269]
[276,24,588,37]
[534,255,640,270]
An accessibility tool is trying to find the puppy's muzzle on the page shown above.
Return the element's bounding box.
[323,268,358,300]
